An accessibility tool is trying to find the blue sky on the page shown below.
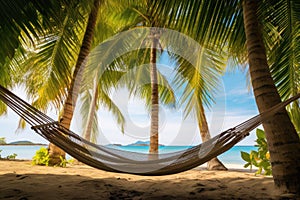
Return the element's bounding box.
[0,68,260,146]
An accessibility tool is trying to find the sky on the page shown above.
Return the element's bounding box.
[0,67,260,146]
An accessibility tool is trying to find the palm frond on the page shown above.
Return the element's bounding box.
[257,1,300,132]
[79,89,99,142]
[173,46,226,119]
[98,89,125,133]
[19,1,90,111]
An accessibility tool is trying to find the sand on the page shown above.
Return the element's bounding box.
[0,160,283,199]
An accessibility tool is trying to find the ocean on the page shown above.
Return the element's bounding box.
[0,145,257,169]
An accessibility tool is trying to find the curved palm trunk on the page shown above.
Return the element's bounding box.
[83,76,99,142]
[149,37,159,155]
[48,0,100,165]
[243,0,300,194]
[198,104,227,170]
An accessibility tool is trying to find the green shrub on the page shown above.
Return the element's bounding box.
[32,147,50,166]
[0,149,18,160]
[6,153,17,160]
[32,147,72,167]
[241,129,272,175]
[58,156,68,167]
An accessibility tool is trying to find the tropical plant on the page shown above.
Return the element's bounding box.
[0,150,17,160]
[79,6,128,143]
[148,29,161,154]
[32,146,74,167]
[241,129,272,175]
[266,0,300,135]
[0,0,68,115]
[117,0,229,167]
[80,69,126,142]
[0,0,91,163]
[45,0,101,165]
[173,43,228,170]
[6,153,18,160]
[86,0,227,169]
[150,0,300,193]
[0,0,127,164]
[241,0,300,193]
[13,0,127,164]
[98,1,177,154]
[58,156,69,168]
[32,147,50,166]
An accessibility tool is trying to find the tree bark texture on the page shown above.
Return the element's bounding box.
[242,0,300,194]
[149,36,159,155]
[48,0,101,165]
[199,104,227,170]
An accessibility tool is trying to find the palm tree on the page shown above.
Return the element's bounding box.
[0,0,66,115]
[242,0,300,194]
[148,29,160,154]
[105,1,176,155]
[17,0,126,163]
[114,1,225,163]
[266,1,300,135]
[78,4,131,143]
[151,0,300,193]
[105,1,227,167]
[173,45,228,170]
[80,68,125,143]
[3,0,99,165]
[19,0,87,113]
[47,0,101,165]
[82,81,98,142]
[0,0,94,164]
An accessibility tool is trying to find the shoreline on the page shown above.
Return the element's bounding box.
[0,145,255,167]
[1,158,254,171]
[0,160,278,199]
[0,144,47,146]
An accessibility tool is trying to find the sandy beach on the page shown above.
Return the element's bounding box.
[0,160,284,200]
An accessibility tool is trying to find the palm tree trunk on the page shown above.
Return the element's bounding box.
[83,76,99,142]
[48,0,101,165]
[149,37,159,155]
[243,0,300,194]
[198,104,227,170]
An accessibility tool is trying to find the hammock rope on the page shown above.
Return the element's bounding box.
[0,84,299,175]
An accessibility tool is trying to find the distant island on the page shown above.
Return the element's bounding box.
[126,141,165,147]
[0,140,47,146]
[107,141,165,147]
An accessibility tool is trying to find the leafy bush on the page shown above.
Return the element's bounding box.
[32,147,50,166]
[32,147,72,167]
[0,149,18,160]
[58,156,69,167]
[6,153,17,160]
[241,129,272,175]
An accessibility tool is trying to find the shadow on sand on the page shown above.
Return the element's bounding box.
[0,171,280,200]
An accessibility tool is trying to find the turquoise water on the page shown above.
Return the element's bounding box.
[0,145,47,160]
[0,145,257,168]
[113,145,258,167]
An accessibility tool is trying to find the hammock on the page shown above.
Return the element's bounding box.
[0,84,299,175]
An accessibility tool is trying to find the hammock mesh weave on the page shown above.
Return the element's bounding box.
[0,85,299,175]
